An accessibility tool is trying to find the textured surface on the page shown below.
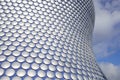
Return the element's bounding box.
[0,0,106,80]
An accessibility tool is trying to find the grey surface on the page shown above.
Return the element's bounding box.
[0,0,106,80]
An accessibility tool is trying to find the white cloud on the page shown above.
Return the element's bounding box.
[93,0,120,37]
[93,42,110,58]
[91,1,120,80]
[99,62,120,80]
[105,0,120,11]
[93,0,120,58]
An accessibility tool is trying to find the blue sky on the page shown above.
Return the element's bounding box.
[93,0,120,80]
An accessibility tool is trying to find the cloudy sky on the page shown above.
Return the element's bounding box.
[93,0,120,80]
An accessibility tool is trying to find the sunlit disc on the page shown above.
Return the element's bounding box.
[21,42,27,47]
[1,61,10,68]
[1,45,7,50]
[12,62,20,69]
[17,46,24,51]
[17,69,26,77]
[39,53,45,59]
[55,51,61,56]
[41,49,47,54]
[24,76,32,80]
[43,58,50,64]
[32,39,38,43]
[29,43,35,48]
[43,45,49,49]
[8,45,16,51]
[7,56,15,62]
[0,41,3,46]
[39,40,45,45]
[12,76,21,80]
[50,46,55,51]
[13,33,20,37]
[47,71,54,78]
[51,60,58,65]
[35,77,43,80]
[46,54,52,59]
[35,58,42,64]
[22,62,30,69]
[48,65,56,71]
[25,47,32,52]
[40,64,48,70]
[30,52,37,57]
[57,66,63,72]
[2,36,8,41]
[1,76,10,80]
[58,60,64,66]
[0,55,6,61]
[4,50,11,56]
[63,73,70,79]
[10,37,16,42]
[5,69,15,76]
[48,50,54,55]
[53,55,59,60]
[25,38,31,43]
[12,51,20,56]
[12,41,20,46]
[38,70,46,77]
[36,44,42,48]
[17,56,25,62]
[21,33,27,38]
[0,68,4,76]
[26,57,34,63]
[31,63,39,70]
[71,74,77,80]
[22,51,29,57]
[33,48,40,53]
[27,70,36,77]
[55,72,63,78]
[0,32,5,37]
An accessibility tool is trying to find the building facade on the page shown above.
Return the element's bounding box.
[0,0,107,80]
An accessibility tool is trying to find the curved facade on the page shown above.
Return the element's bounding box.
[0,0,107,80]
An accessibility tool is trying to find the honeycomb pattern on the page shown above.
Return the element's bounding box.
[0,0,106,80]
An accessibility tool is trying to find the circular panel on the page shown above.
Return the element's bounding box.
[40,64,48,70]
[17,69,26,77]
[1,76,10,80]
[0,68,4,76]
[5,69,15,76]
[1,61,10,68]
[55,72,63,78]
[0,55,6,61]
[47,71,54,78]
[38,70,46,77]
[22,62,30,69]
[12,76,21,80]
[27,69,36,77]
